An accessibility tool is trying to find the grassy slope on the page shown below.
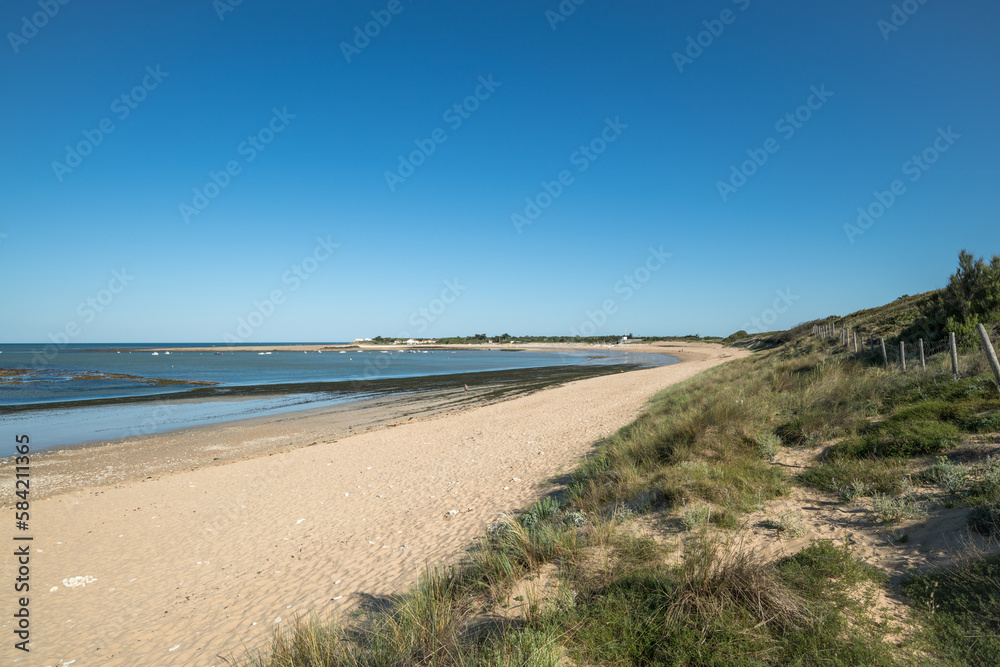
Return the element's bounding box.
[240,294,1000,667]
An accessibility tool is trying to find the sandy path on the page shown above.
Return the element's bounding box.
[5,343,744,666]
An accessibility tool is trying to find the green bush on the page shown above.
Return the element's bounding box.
[800,458,905,498]
[901,250,1000,341]
[840,419,963,458]
[968,503,1000,537]
[941,251,1000,338]
[920,456,970,494]
[777,540,886,602]
[901,553,1000,666]
[869,490,924,525]
[967,458,1000,505]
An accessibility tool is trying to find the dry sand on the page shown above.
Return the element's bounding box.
[3,342,745,666]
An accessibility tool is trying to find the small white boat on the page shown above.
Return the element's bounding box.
[164,351,170,355]
[151,352,159,356]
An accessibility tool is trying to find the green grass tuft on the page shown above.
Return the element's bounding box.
[901,553,1000,667]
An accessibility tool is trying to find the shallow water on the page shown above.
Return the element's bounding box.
[1,344,591,405]
[0,344,675,454]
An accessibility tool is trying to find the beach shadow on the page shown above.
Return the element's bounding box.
[771,460,806,470]
[802,499,841,509]
[463,615,526,642]
[352,591,399,614]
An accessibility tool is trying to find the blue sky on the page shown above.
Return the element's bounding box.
[1,0,998,342]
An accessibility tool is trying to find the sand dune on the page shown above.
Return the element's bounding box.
[5,343,744,666]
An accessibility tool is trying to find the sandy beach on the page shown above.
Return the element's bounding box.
[3,342,745,666]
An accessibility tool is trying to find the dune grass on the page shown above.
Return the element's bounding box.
[240,527,899,667]
[239,329,1000,666]
[901,550,1000,667]
[553,535,894,666]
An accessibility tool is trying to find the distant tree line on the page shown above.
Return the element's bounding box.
[363,334,718,345]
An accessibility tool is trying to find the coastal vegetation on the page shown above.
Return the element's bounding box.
[241,251,1000,666]
[367,334,717,346]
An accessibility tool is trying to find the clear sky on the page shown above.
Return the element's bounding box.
[1,0,998,343]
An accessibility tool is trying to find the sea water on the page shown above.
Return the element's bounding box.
[0,344,674,454]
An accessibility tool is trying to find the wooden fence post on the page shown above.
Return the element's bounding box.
[919,338,926,372]
[880,338,889,368]
[976,324,1000,392]
[901,341,906,371]
[853,331,858,353]
[950,332,959,380]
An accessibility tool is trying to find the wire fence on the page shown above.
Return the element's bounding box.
[811,320,1000,389]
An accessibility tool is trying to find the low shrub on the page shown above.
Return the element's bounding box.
[901,553,1000,666]
[920,455,970,494]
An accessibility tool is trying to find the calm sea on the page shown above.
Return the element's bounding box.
[0,343,674,454]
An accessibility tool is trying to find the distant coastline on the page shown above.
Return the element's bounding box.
[0,343,681,456]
